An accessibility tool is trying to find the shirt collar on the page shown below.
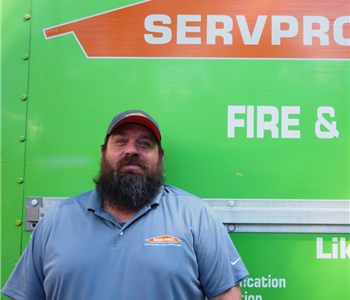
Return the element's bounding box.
[87,185,166,212]
[148,184,165,207]
[87,189,102,212]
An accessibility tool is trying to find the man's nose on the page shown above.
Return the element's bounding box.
[124,141,139,156]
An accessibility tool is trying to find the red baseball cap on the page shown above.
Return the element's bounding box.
[106,110,161,142]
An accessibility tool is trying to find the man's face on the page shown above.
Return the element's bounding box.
[104,122,163,174]
[95,122,164,213]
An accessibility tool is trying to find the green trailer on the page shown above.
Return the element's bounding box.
[1,0,349,299]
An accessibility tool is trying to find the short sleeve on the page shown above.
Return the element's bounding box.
[193,203,249,298]
[1,220,46,300]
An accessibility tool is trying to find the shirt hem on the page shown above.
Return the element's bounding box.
[204,280,236,298]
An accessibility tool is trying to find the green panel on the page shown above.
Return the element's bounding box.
[24,34,350,199]
[0,0,31,292]
[232,233,350,299]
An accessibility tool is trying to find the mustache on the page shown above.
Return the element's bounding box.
[116,156,147,170]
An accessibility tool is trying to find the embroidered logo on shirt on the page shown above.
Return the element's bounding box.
[145,235,182,247]
[231,258,241,265]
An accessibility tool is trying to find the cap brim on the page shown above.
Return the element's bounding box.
[110,116,161,142]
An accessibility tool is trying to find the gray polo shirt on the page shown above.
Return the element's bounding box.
[2,185,248,300]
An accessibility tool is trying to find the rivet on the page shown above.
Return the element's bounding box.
[17,177,24,184]
[228,224,236,232]
[19,136,26,142]
[23,54,29,60]
[31,199,38,206]
[21,95,27,101]
[24,14,31,20]
[228,200,235,207]
[15,220,22,226]
[40,212,45,217]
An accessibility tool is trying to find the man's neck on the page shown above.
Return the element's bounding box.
[103,202,137,223]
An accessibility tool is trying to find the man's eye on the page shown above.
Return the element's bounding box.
[116,139,126,144]
[140,141,151,147]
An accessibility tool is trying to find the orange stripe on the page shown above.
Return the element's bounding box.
[44,0,349,59]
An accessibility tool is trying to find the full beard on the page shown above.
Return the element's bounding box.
[94,155,165,214]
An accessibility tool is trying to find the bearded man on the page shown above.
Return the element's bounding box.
[2,110,248,300]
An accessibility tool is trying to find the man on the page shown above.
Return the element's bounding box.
[2,110,248,300]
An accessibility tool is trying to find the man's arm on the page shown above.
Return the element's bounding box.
[208,284,241,300]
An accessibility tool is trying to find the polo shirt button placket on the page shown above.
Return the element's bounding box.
[114,228,125,247]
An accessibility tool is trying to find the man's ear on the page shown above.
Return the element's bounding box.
[100,148,104,156]
[161,150,165,163]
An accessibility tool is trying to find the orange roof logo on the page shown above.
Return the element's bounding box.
[146,235,182,243]
[43,0,349,60]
